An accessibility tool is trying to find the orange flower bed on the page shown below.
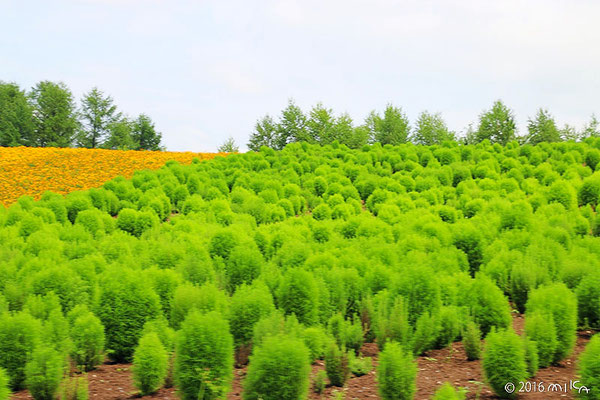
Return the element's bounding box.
[0,147,226,207]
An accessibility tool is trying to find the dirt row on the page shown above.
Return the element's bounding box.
[11,315,593,400]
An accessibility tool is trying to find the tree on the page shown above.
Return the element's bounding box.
[560,124,580,141]
[335,114,369,149]
[275,99,307,149]
[248,115,277,151]
[29,81,78,147]
[526,109,561,144]
[102,117,136,150]
[476,100,516,145]
[367,104,410,145]
[582,114,600,139]
[217,137,239,153]
[412,111,454,145]
[77,87,119,148]
[306,103,335,144]
[0,82,35,146]
[131,114,162,150]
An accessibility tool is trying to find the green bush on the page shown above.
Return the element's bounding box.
[413,312,437,355]
[225,246,264,291]
[462,320,481,361]
[482,328,527,399]
[301,326,331,363]
[170,282,229,329]
[434,306,461,349]
[96,270,162,362]
[0,368,9,400]
[313,370,326,394]
[523,336,539,378]
[324,342,350,387]
[578,334,600,399]
[70,312,105,371]
[0,312,42,390]
[243,335,310,400]
[461,275,511,336]
[377,341,417,400]
[174,311,233,400]
[525,283,577,363]
[132,332,168,395]
[524,311,557,368]
[59,375,88,400]
[25,346,64,400]
[576,273,600,329]
[277,268,320,325]
[348,353,373,377]
[431,382,467,400]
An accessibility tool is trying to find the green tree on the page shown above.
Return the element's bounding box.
[248,115,278,151]
[77,87,119,148]
[29,81,78,147]
[335,114,367,149]
[217,137,239,153]
[412,111,454,145]
[305,103,335,144]
[131,114,162,150]
[276,99,307,149]
[102,117,136,150]
[582,114,600,138]
[526,108,561,144]
[560,124,580,141]
[367,104,410,145]
[0,82,35,146]
[476,100,516,145]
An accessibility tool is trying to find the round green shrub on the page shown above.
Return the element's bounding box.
[96,270,162,362]
[25,346,63,400]
[0,312,42,390]
[462,320,482,361]
[243,335,310,400]
[324,342,349,387]
[461,275,511,336]
[578,334,600,399]
[225,246,264,291]
[277,268,320,326]
[523,336,539,378]
[70,312,105,371]
[526,283,577,363]
[577,273,600,329]
[0,368,10,400]
[578,176,600,207]
[377,341,417,400]
[132,332,168,395]
[434,306,461,349]
[115,208,138,235]
[58,374,88,400]
[301,326,331,363]
[524,311,557,368]
[229,283,274,348]
[170,282,229,329]
[174,311,233,400]
[431,382,467,400]
[482,328,526,399]
[412,312,437,356]
[312,203,332,220]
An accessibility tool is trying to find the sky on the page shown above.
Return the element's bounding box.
[1,0,600,151]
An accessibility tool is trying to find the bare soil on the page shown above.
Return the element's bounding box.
[11,316,593,400]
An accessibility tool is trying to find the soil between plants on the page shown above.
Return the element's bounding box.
[11,315,593,400]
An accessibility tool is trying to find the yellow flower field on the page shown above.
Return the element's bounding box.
[0,147,225,207]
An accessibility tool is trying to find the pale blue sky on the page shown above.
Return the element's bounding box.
[2,0,599,151]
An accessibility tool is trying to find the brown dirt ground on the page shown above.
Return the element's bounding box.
[11,315,594,400]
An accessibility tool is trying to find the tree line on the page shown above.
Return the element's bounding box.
[247,99,600,151]
[0,81,163,150]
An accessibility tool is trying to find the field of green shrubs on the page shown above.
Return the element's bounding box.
[2,139,600,399]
